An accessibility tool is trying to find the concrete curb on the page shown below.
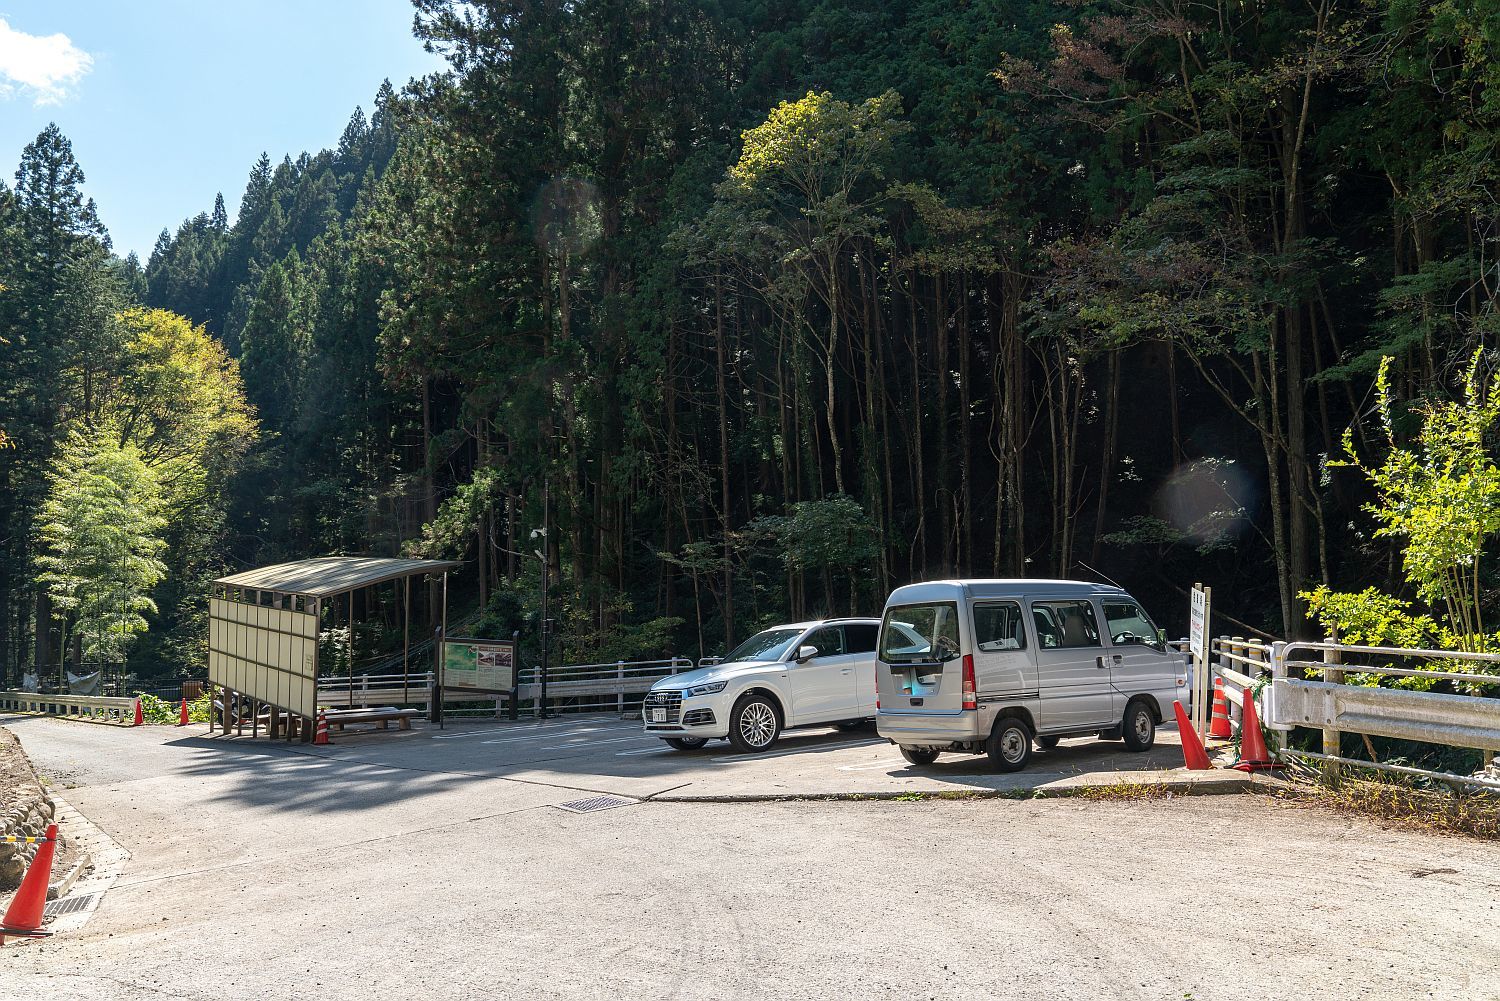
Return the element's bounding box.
[649,769,1255,803]
[48,850,91,901]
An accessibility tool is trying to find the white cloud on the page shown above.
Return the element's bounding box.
[0,17,92,106]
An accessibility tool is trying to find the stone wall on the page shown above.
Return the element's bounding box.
[0,727,55,889]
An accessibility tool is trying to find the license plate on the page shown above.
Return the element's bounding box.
[650,709,666,723]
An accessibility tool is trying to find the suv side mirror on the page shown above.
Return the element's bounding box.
[796,645,818,663]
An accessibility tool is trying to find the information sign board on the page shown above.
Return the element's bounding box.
[442,638,516,693]
[1190,587,1208,663]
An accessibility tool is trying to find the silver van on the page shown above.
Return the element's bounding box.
[875,579,1189,771]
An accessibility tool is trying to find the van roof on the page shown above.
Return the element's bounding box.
[884,579,1129,605]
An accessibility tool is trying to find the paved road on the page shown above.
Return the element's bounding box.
[1,715,1496,1000]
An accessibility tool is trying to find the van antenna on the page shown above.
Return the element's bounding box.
[1075,561,1122,589]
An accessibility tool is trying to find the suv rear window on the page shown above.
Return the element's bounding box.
[880,603,960,663]
[844,623,878,653]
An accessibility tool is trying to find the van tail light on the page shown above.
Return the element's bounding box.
[962,654,978,711]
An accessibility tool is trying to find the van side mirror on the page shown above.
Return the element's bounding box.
[796,645,818,663]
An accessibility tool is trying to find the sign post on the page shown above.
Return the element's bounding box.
[1189,583,1212,737]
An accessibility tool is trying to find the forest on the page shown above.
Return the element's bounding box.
[1,0,1497,684]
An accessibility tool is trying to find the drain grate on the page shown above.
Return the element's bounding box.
[556,795,634,814]
[43,892,97,917]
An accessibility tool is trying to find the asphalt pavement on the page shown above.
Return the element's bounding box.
[1,714,1495,1000]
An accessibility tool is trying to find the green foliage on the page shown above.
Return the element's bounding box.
[1304,352,1500,690]
[744,496,881,577]
[35,428,168,664]
[1338,354,1500,639]
[133,691,213,725]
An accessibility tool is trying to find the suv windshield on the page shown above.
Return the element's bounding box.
[880,603,961,663]
[721,628,803,664]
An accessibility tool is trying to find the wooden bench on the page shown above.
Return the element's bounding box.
[322,707,422,732]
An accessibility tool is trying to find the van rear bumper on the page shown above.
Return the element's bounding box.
[876,709,984,746]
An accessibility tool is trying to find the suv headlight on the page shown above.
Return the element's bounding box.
[687,680,728,696]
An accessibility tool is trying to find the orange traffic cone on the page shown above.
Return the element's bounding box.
[1209,679,1233,739]
[0,823,58,944]
[132,698,144,727]
[1172,701,1213,770]
[313,710,331,745]
[1232,691,1281,772]
[178,698,189,727]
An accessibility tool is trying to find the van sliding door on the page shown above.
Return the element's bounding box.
[1029,599,1113,730]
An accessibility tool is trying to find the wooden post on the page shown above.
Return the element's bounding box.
[347,591,355,710]
[1228,637,1245,730]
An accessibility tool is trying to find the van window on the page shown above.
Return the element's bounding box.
[1103,601,1161,647]
[973,603,1026,652]
[844,623,878,654]
[1031,601,1101,649]
[880,603,961,663]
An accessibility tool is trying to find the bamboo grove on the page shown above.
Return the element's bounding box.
[2,0,1497,677]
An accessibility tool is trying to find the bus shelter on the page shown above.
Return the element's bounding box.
[208,556,459,740]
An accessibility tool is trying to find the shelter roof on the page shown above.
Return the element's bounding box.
[213,556,461,598]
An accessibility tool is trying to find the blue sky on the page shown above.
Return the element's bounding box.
[0,2,446,260]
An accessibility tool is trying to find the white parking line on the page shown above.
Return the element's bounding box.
[836,759,904,772]
[538,735,656,750]
[616,745,675,756]
[708,739,876,763]
[479,726,633,746]
[431,718,614,740]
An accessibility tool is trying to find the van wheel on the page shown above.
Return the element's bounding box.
[899,747,940,766]
[728,694,781,753]
[1036,735,1061,749]
[1122,700,1156,752]
[663,737,708,751]
[987,718,1033,772]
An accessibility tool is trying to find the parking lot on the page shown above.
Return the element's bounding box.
[3,713,1496,1000]
[296,712,1222,800]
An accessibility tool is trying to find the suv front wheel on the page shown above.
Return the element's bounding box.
[728,693,782,753]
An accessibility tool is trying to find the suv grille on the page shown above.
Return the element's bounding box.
[643,689,682,726]
[682,708,715,727]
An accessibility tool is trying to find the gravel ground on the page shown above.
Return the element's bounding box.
[1,715,1496,1001]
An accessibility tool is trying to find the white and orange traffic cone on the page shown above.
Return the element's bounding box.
[1209,679,1233,739]
[313,710,332,745]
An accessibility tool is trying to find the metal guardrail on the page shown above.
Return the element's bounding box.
[1173,636,1500,788]
[514,658,693,714]
[317,673,435,709]
[0,691,137,724]
[314,657,695,716]
[1270,640,1500,786]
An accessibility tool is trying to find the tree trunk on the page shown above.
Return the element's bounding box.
[1091,349,1121,565]
[714,282,735,648]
